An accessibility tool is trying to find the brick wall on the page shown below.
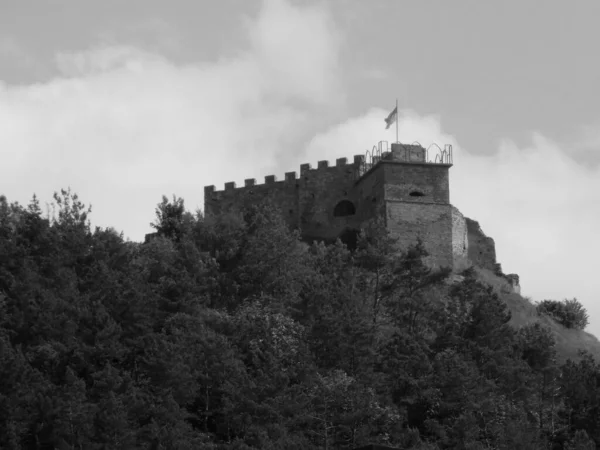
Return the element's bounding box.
[204,156,367,243]
[377,160,453,267]
[298,158,363,241]
[204,175,299,229]
[386,201,454,268]
[204,155,458,268]
[353,163,386,224]
[465,217,497,271]
[382,162,450,204]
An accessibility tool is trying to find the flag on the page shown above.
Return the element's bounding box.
[384,106,397,129]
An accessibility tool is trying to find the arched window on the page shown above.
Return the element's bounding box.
[333,200,356,217]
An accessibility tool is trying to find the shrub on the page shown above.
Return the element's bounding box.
[536,298,589,330]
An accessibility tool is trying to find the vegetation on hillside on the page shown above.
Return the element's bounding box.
[537,299,590,331]
[0,190,599,449]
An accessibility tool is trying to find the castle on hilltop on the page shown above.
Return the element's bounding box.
[204,141,518,289]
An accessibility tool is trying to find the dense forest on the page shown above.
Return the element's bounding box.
[1,189,599,449]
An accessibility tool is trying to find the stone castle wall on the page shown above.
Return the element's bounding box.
[204,150,515,283]
[297,157,366,242]
[386,202,454,268]
[204,155,373,244]
[382,162,450,204]
[204,173,300,229]
[381,161,453,267]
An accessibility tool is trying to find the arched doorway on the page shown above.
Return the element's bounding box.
[338,228,359,250]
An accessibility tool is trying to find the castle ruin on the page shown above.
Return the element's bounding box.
[204,141,516,287]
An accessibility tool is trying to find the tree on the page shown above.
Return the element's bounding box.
[560,351,600,446]
[517,323,560,439]
[301,370,399,449]
[233,202,307,307]
[150,195,187,242]
[381,238,451,337]
[353,219,400,325]
[537,298,589,330]
[4,187,600,448]
[302,240,377,379]
[566,429,596,450]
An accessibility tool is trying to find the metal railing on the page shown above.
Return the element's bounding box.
[356,141,453,178]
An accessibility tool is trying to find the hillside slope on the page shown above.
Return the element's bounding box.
[473,266,600,363]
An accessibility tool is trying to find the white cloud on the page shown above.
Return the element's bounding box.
[0,0,343,242]
[54,45,167,76]
[243,0,342,105]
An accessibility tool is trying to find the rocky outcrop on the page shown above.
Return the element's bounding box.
[451,208,520,294]
[451,206,468,260]
[505,273,521,294]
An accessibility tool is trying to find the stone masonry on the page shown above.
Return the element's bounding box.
[204,141,518,283]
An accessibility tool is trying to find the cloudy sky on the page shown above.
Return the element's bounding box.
[2,0,599,335]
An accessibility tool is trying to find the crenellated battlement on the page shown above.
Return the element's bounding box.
[204,172,296,196]
[205,154,365,194]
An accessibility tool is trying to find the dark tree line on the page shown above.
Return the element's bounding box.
[0,191,598,449]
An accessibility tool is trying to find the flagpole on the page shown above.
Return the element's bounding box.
[395,98,399,143]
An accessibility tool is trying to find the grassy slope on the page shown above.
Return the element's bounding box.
[473,267,600,364]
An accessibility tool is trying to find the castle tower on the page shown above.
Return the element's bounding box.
[356,142,454,267]
[203,141,454,267]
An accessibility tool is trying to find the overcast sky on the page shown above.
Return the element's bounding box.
[2,0,599,336]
